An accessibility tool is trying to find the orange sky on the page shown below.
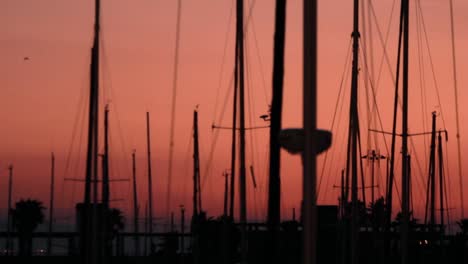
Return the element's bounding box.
[1,0,468,230]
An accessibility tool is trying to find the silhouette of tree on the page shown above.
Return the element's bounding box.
[392,211,419,229]
[108,208,124,239]
[10,199,45,256]
[369,197,386,231]
[457,219,468,235]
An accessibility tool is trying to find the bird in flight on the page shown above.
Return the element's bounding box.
[24,57,30,61]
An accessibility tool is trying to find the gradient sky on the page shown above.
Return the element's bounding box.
[1,0,467,230]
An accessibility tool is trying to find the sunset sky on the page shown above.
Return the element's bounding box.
[1,0,467,231]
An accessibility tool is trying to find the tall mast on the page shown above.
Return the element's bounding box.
[193,109,201,218]
[229,7,239,219]
[146,112,154,249]
[385,0,405,260]
[132,150,140,256]
[192,109,201,264]
[47,153,55,256]
[267,0,286,263]
[425,112,436,228]
[346,0,361,263]
[85,0,100,206]
[82,0,100,262]
[438,131,444,230]
[223,171,229,217]
[267,0,286,262]
[102,105,110,258]
[102,105,110,210]
[303,0,318,264]
[401,0,410,262]
[236,0,247,262]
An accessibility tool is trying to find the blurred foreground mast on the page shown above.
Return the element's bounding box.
[267,0,286,263]
[303,1,318,264]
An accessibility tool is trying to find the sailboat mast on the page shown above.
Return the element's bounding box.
[146,112,154,245]
[267,0,286,262]
[84,0,100,206]
[427,112,437,228]
[348,0,361,263]
[132,150,140,256]
[101,105,110,258]
[438,131,444,230]
[82,0,100,262]
[236,0,247,262]
[303,1,318,264]
[47,153,55,256]
[401,0,410,262]
[229,10,239,220]
[223,171,229,217]
[102,105,110,210]
[193,109,200,217]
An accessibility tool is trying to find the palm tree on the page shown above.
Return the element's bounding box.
[10,199,45,256]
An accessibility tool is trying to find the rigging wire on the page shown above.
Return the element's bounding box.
[167,0,183,221]
[415,3,429,172]
[101,35,133,214]
[248,2,270,107]
[415,0,446,129]
[245,39,258,220]
[202,0,261,192]
[360,0,372,154]
[321,52,352,203]
[448,0,464,219]
[201,73,234,190]
[317,39,352,200]
[366,0,379,151]
[212,0,235,123]
[61,67,88,219]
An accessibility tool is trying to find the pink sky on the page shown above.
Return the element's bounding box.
[1,0,468,229]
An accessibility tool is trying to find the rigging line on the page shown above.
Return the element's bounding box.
[360,0,372,151]
[408,137,427,211]
[366,0,379,151]
[368,0,397,96]
[167,0,183,220]
[212,0,235,123]
[358,42,389,156]
[201,72,235,190]
[415,5,429,172]
[62,69,88,214]
[245,34,263,198]
[317,39,352,199]
[101,36,130,174]
[328,59,353,199]
[249,1,270,106]
[321,73,351,202]
[244,0,257,33]
[359,36,412,215]
[416,0,446,128]
[72,76,90,207]
[245,37,263,221]
[101,35,133,213]
[245,38,256,167]
[448,0,464,219]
